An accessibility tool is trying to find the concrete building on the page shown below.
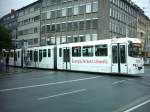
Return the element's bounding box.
[40,0,141,46]
[0,9,18,48]
[40,0,99,45]
[17,0,41,48]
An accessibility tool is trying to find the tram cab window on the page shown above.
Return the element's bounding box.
[30,50,33,61]
[48,49,51,57]
[59,48,62,57]
[72,46,81,57]
[39,50,42,62]
[34,51,38,62]
[128,43,142,57]
[95,44,108,56]
[83,46,93,57]
[43,49,47,57]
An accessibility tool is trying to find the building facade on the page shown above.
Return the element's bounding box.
[40,0,99,45]
[40,0,141,46]
[17,1,41,48]
[0,9,18,48]
[147,21,150,57]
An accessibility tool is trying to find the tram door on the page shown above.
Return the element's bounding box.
[112,44,128,74]
[63,47,71,70]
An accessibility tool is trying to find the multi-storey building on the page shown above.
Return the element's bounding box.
[147,21,150,57]
[17,0,41,48]
[137,8,149,55]
[0,9,18,47]
[40,0,99,45]
[40,0,140,45]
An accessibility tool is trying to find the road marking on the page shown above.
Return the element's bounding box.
[112,80,126,85]
[113,95,150,112]
[123,99,150,112]
[38,89,86,101]
[0,76,101,92]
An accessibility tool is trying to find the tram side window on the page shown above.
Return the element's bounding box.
[72,46,81,57]
[34,51,38,62]
[18,51,20,58]
[39,50,42,62]
[3,52,6,57]
[48,49,51,57]
[112,46,117,63]
[83,46,93,57]
[59,48,62,57]
[30,50,33,61]
[43,49,47,57]
[95,44,108,56]
[14,52,17,61]
[10,52,14,57]
[120,45,126,63]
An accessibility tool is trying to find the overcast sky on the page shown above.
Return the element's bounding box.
[0,0,150,18]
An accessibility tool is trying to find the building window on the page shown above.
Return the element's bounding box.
[92,19,98,29]
[79,5,86,14]
[79,35,85,42]
[86,20,92,29]
[56,24,61,32]
[41,13,47,20]
[51,24,55,32]
[86,3,92,13]
[67,7,73,16]
[79,21,85,30]
[34,27,38,33]
[62,8,66,16]
[61,36,66,43]
[92,34,98,41]
[73,35,79,42]
[85,34,91,41]
[72,21,78,31]
[56,10,62,18]
[83,46,93,57]
[34,15,40,22]
[92,2,98,12]
[51,11,56,18]
[74,6,79,15]
[62,23,67,32]
[67,36,73,43]
[47,25,51,32]
[67,22,73,31]
[34,38,38,44]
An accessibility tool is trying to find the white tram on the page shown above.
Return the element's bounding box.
[3,38,144,75]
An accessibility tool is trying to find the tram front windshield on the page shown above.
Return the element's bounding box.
[128,43,142,58]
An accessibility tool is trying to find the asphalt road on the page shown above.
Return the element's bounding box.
[0,67,150,112]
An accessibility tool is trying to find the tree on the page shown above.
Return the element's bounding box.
[0,26,12,52]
